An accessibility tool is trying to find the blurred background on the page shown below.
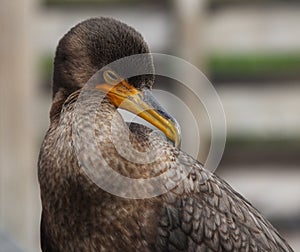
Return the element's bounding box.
[0,0,299,251]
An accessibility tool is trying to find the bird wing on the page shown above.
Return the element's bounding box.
[126,123,292,251]
[155,152,293,252]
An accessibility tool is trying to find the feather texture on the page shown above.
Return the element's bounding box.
[38,17,293,252]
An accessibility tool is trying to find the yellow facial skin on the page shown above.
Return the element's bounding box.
[95,70,181,147]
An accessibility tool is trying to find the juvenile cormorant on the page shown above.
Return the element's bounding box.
[38,17,293,252]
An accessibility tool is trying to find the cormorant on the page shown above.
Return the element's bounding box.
[38,17,293,252]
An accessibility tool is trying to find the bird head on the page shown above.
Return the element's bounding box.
[52,17,181,147]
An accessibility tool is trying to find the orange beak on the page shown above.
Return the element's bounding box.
[95,77,181,147]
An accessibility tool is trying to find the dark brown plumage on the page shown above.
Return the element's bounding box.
[38,17,294,252]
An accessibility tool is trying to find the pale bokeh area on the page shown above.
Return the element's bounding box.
[0,0,299,251]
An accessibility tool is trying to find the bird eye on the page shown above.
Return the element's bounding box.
[103,70,121,85]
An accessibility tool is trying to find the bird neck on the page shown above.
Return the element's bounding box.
[47,86,172,186]
[49,87,74,123]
